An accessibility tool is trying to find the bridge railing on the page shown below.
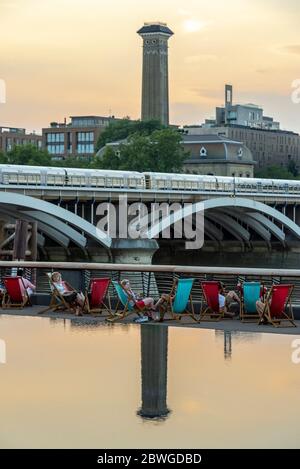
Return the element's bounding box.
[1,261,300,306]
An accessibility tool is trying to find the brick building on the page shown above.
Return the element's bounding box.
[42,115,119,160]
[0,126,42,153]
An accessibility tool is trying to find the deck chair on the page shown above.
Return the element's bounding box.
[260,284,296,327]
[106,280,149,322]
[40,272,77,314]
[240,282,262,322]
[2,276,30,308]
[199,281,224,321]
[159,278,197,322]
[83,278,112,316]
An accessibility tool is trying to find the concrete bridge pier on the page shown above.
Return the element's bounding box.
[111,239,159,298]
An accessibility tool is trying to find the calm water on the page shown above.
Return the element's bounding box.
[0,315,300,448]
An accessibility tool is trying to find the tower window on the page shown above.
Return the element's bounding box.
[200,146,207,158]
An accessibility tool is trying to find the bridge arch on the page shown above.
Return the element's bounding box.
[145,197,300,241]
[0,192,112,248]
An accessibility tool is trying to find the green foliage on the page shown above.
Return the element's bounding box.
[98,128,187,172]
[288,159,298,177]
[6,144,52,166]
[96,118,165,151]
[0,150,7,163]
[255,165,296,180]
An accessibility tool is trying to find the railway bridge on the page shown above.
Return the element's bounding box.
[1,181,300,265]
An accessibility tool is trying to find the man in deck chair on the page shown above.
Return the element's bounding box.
[158,277,197,322]
[200,281,239,321]
[256,284,296,327]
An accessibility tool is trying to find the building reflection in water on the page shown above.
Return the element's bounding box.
[137,325,171,421]
[215,329,260,360]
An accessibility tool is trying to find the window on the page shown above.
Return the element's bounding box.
[77,143,94,154]
[200,146,207,157]
[47,133,64,143]
[77,132,94,142]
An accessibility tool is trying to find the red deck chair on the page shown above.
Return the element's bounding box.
[199,281,224,321]
[2,276,30,309]
[83,278,112,315]
[261,284,296,327]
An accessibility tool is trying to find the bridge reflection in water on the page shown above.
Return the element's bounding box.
[137,326,171,421]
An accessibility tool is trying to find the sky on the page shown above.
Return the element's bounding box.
[0,0,299,134]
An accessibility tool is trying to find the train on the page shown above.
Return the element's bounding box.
[0,164,299,195]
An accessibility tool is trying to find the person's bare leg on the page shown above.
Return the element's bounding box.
[256,300,266,323]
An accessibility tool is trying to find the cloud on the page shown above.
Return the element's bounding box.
[182,19,207,34]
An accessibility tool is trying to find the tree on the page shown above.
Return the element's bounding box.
[96,118,165,151]
[98,128,188,172]
[6,144,52,166]
[255,165,295,179]
[0,151,7,163]
[288,159,298,177]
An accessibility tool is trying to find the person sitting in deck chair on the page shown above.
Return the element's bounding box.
[120,279,164,322]
[17,269,36,297]
[51,272,84,316]
[218,282,240,318]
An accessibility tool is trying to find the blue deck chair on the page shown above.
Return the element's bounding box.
[106,280,145,322]
[240,281,262,322]
[160,278,197,322]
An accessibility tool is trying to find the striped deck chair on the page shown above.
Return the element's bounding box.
[2,276,30,309]
[40,272,76,314]
[199,281,223,321]
[240,282,262,322]
[106,280,147,322]
[261,284,296,327]
[160,278,197,322]
[83,278,112,316]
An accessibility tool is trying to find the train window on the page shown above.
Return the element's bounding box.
[113,178,122,187]
[9,174,18,183]
[172,180,178,189]
[17,174,27,183]
[129,178,137,187]
[27,175,38,183]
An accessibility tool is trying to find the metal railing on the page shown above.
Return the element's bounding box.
[1,261,300,305]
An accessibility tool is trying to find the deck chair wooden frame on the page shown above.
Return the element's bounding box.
[159,278,197,322]
[240,281,262,323]
[40,272,78,314]
[260,284,296,328]
[83,277,112,316]
[2,276,31,309]
[199,281,225,321]
[106,280,150,322]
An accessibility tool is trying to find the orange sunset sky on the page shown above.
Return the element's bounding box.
[0,0,299,133]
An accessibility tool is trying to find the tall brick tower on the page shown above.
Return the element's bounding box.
[137,22,174,126]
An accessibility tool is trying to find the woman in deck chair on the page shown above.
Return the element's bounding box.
[51,272,84,316]
[120,279,163,322]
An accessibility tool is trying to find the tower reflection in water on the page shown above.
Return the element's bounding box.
[137,326,171,421]
[215,329,260,360]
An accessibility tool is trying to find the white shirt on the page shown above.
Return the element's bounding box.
[218,294,225,308]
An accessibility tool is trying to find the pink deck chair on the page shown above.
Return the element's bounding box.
[199,281,224,321]
[84,278,111,315]
[261,284,296,327]
[2,276,30,308]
